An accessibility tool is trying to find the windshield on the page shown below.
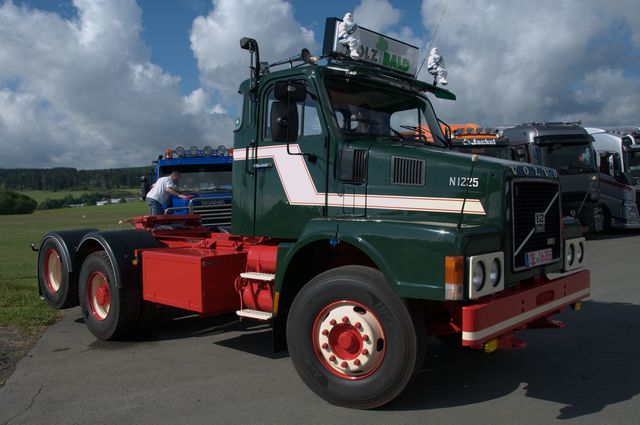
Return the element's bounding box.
[535,140,596,174]
[160,164,232,194]
[325,76,447,147]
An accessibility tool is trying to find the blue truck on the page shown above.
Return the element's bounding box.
[142,145,232,228]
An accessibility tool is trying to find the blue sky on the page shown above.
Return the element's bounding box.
[1,0,639,168]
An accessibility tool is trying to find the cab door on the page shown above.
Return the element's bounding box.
[252,78,329,238]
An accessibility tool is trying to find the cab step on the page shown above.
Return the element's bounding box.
[236,309,273,321]
[240,272,275,281]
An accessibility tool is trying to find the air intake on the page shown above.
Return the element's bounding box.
[391,156,425,186]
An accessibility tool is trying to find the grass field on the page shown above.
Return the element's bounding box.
[18,189,140,204]
[0,201,148,328]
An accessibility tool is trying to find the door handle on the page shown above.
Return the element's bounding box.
[253,162,273,169]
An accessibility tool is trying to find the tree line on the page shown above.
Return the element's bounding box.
[0,167,149,191]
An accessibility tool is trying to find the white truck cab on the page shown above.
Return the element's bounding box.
[586,127,640,229]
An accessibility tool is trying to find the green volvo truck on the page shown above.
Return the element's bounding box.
[36,20,590,409]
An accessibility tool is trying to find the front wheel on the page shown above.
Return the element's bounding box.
[286,265,424,409]
[78,251,141,340]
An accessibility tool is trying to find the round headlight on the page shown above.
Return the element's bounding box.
[217,145,227,156]
[472,261,485,292]
[189,146,199,156]
[576,242,584,263]
[567,243,575,266]
[489,258,501,287]
[203,145,213,156]
[174,146,185,158]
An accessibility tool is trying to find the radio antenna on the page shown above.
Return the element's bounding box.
[457,154,478,230]
[417,2,448,76]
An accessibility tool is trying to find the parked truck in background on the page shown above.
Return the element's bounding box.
[585,127,640,229]
[35,19,590,409]
[501,123,603,233]
[141,146,233,228]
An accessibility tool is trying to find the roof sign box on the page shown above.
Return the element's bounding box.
[322,17,420,76]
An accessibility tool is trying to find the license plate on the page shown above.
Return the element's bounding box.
[525,248,553,267]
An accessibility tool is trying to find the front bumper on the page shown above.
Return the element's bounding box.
[461,270,590,346]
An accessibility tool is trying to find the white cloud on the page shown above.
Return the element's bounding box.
[353,0,401,33]
[190,0,316,99]
[420,0,640,127]
[0,0,233,169]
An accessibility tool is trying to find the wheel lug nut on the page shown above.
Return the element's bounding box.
[329,319,337,326]
[353,359,361,366]
[329,355,336,361]
[321,343,329,350]
[362,334,370,341]
[341,361,348,368]
[321,329,329,336]
[341,316,349,323]
[354,322,361,329]
[362,348,369,355]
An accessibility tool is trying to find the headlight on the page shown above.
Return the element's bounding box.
[468,252,504,299]
[472,262,485,291]
[576,242,584,263]
[203,145,213,156]
[189,146,199,156]
[217,145,227,156]
[566,243,575,266]
[174,146,185,158]
[489,258,501,287]
[564,237,586,271]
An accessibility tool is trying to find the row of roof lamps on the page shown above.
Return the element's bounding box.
[164,145,231,159]
[453,127,498,136]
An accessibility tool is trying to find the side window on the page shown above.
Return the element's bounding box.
[263,81,322,140]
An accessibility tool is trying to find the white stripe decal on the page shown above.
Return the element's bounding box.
[234,144,486,215]
[462,288,590,342]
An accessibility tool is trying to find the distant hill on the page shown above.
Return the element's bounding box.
[0,166,149,191]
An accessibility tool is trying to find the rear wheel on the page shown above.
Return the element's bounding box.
[78,251,141,340]
[38,238,77,309]
[287,265,424,409]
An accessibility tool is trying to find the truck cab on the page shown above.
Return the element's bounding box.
[586,127,640,229]
[501,123,603,233]
[152,146,232,228]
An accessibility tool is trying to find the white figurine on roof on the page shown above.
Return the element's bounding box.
[338,12,360,59]
[427,47,448,86]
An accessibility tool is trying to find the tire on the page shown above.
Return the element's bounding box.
[286,265,425,409]
[78,251,141,340]
[38,238,77,309]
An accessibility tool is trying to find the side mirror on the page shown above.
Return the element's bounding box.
[270,101,298,142]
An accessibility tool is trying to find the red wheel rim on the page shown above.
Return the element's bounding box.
[312,300,386,380]
[43,249,62,293]
[87,271,110,321]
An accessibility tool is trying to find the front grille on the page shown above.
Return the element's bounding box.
[512,180,561,271]
[191,197,232,228]
[391,156,425,186]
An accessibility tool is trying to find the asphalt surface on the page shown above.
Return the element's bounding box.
[1,232,639,425]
